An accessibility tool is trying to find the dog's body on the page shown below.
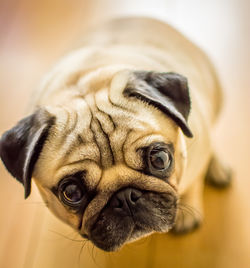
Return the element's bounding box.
[0,18,231,251]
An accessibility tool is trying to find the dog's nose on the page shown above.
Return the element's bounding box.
[109,188,142,213]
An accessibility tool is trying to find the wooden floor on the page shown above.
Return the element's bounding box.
[0,0,249,267]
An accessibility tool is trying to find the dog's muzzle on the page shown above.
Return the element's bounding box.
[88,187,177,251]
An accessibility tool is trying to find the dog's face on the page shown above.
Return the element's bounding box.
[0,70,192,251]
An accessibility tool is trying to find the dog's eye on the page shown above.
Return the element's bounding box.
[63,183,83,202]
[58,178,85,206]
[146,143,173,178]
[150,150,170,170]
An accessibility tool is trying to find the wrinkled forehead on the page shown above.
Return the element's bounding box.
[34,83,178,186]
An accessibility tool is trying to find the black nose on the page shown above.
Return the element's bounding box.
[109,188,143,214]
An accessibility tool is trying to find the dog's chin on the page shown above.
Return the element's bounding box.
[87,192,177,251]
[90,220,145,252]
[89,219,175,252]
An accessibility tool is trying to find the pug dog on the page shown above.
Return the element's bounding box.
[0,17,231,251]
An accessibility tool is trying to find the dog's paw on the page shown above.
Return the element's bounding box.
[171,206,202,234]
[206,155,232,188]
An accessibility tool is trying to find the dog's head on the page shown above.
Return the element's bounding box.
[0,70,192,251]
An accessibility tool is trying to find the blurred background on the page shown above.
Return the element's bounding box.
[0,0,249,267]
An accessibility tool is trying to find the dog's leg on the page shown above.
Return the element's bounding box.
[172,177,204,234]
[205,154,232,188]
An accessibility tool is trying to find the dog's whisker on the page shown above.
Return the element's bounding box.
[178,203,202,217]
[78,239,88,267]
[48,229,85,243]
[91,244,97,265]
[178,204,195,216]
[181,207,185,227]
[87,243,102,268]
[178,206,195,220]
[178,197,202,217]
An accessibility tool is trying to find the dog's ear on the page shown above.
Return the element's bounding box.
[123,71,193,137]
[0,109,55,198]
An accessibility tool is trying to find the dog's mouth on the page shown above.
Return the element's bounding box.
[85,189,177,251]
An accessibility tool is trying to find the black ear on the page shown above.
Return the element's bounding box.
[123,71,193,137]
[0,109,55,198]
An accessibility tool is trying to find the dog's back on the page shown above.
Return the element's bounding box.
[36,17,222,126]
[81,17,223,123]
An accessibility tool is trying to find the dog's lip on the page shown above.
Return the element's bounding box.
[81,171,178,232]
[89,218,135,251]
[88,221,141,251]
[80,182,178,246]
[83,196,177,251]
[87,206,160,250]
[85,216,176,251]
